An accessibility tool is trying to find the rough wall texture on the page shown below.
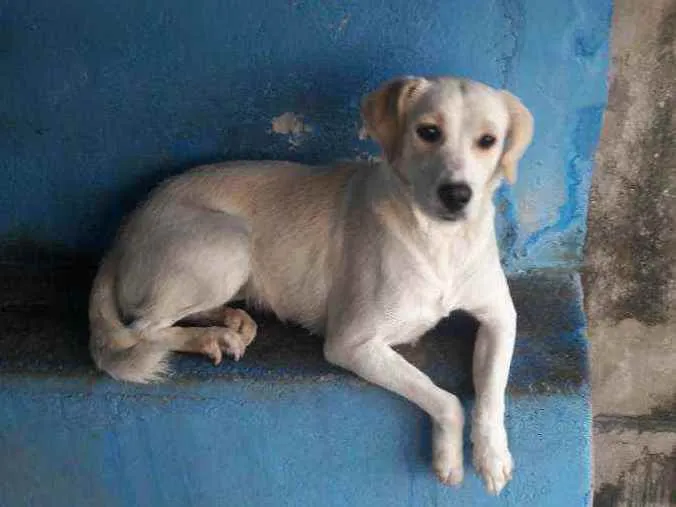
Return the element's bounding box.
[584,0,676,505]
[0,0,611,272]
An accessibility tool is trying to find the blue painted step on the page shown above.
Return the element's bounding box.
[0,263,591,506]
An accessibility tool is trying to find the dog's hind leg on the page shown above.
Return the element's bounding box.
[181,306,258,349]
[105,207,257,379]
[157,325,250,364]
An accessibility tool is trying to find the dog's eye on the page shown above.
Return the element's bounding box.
[416,124,442,143]
[477,134,497,149]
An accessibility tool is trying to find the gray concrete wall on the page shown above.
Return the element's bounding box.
[585,0,676,505]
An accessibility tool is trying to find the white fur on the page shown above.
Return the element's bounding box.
[89,76,533,494]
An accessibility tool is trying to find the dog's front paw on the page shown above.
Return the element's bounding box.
[472,428,513,495]
[432,422,464,486]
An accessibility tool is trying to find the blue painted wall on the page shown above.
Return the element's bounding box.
[0,0,611,271]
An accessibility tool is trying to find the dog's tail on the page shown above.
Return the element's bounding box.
[88,253,170,383]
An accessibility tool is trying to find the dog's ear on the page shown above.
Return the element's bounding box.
[361,76,428,162]
[499,91,534,184]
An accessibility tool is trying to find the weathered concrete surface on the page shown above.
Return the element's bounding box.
[591,320,675,417]
[584,0,676,505]
[593,429,675,507]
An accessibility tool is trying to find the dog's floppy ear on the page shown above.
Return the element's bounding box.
[499,91,534,184]
[361,76,428,162]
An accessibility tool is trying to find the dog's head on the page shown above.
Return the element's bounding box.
[361,76,533,222]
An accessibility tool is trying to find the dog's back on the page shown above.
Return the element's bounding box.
[91,160,362,382]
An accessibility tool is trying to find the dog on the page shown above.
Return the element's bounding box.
[89,76,533,494]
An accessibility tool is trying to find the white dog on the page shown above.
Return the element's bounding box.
[89,76,533,494]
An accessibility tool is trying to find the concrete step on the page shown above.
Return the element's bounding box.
[0,263,591,506]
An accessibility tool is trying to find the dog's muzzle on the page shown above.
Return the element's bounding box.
[437,182,472,216]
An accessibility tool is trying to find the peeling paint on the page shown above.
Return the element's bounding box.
[354,152,381,165]
[519,105,605,264]
[329,14,350,34]
[357,125,368,141]
[496,0,524,87]
[270,112,313,148]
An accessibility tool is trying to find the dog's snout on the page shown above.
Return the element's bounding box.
[437,183,472,213]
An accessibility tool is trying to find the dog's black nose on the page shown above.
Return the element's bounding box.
[437,183,472,213]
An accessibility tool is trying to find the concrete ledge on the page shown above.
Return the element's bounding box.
[0,263,591,506]
[0,263,587,393]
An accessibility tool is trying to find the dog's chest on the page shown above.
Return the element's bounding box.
[381,277,454,347]
[380,247,471,346]
[413,268,458,318]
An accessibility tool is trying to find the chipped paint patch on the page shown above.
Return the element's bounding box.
[355,152,382,165]
[338,15,350,32]
[270,112,313,148]
[357,125,369,140]
[329,14,351,34]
